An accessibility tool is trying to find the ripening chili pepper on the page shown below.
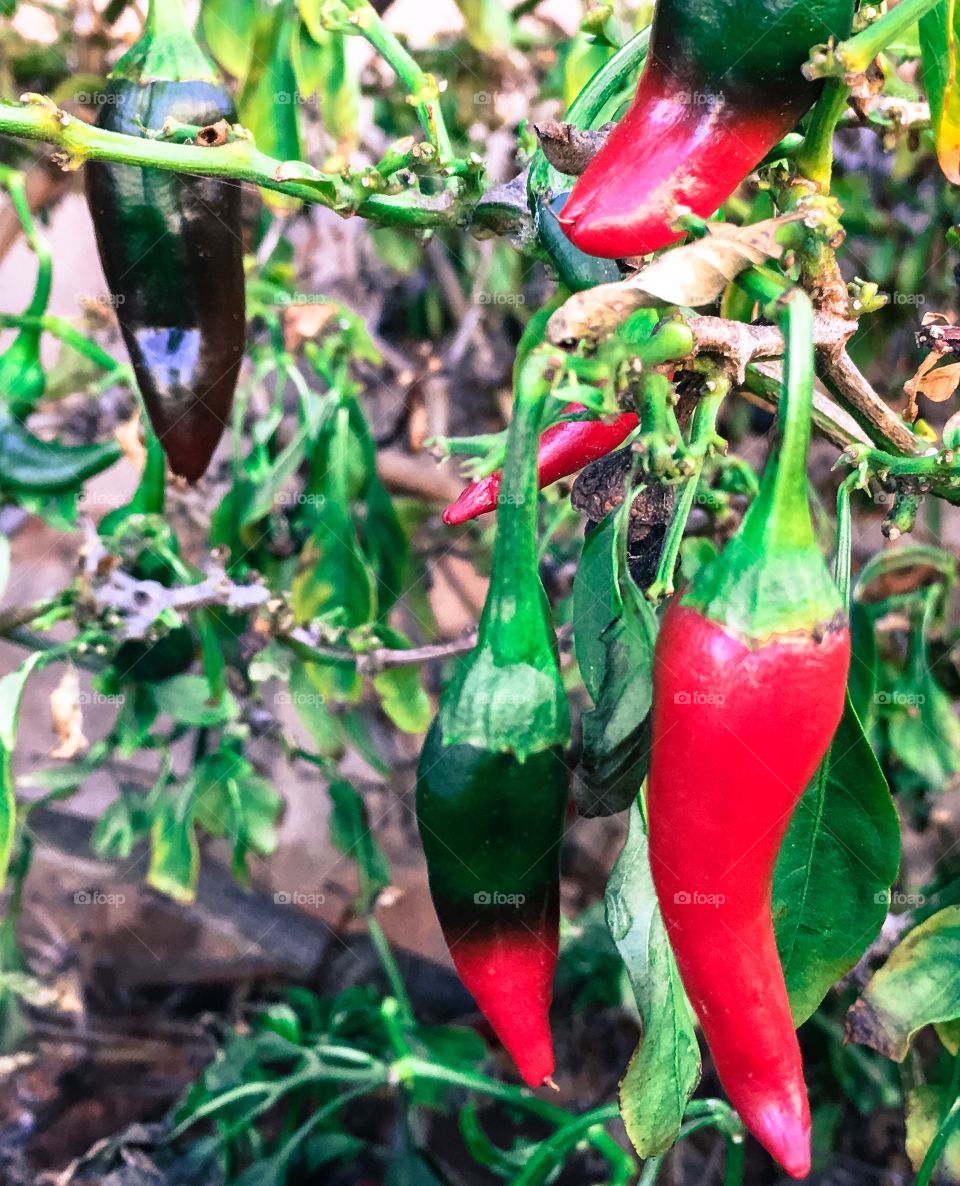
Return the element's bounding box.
[560,0,854,259]
[647,290,850,1177]
[443,406,638,525]
[84,0,245,482]
[418,343,570,1087]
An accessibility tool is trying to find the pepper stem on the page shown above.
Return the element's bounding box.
[147,0,192,39]
[440,344,570,757]
[738,290,817,556]
[476,350,553,662]
[683,284,842,638]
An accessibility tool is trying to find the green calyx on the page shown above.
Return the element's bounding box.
[440,348,570,760]
[683,289,842,640]
[110,0,221,85]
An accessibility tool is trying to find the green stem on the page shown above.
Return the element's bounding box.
[722,1132,746,1186]
[811,0,940,76]
[0,167,52,320]
[795,78,850,190]
[508,1104,622,1186]
[146,0,191,38]
[369,920,416,1027]
[336,0,454,160]
[741,290,817,552]
[647,375,729,601]
[0,99,470,228]
[475,352,552,659]
[0,313,122,374]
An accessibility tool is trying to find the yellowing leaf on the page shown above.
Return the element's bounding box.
[906,1085,960,1178]
[920,0,960,184]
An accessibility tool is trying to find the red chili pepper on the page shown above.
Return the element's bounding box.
[647,291,849,1177]
[443,406,638,526]
[560,0,854,259]
[649,607,848,1175]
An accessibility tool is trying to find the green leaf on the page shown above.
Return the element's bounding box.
[773,694,901,1025]
[920,0,960,184]
[291,508,377,630]
[573,512,622,702]
[888,675,960,793]
[288,662,347,758]
[193,753,282,881]
[605,803,700,1158]
[328,779,390,913]
[373,665,432,735]
[886,590,960,793]
[153,675,240,728]
[201,0,259,79]
[0,653,45,887]
[148,785,200,904]
[906,1084,960,1177]
[575,581,657,818]
[454,0,513,54]
[846,906,960,1060]
[240,424,309,528]
[292,13,360,148]
[238,5,303,208]
[92,793,149,861]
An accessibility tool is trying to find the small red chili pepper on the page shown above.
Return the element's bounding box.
[443,406,638,526]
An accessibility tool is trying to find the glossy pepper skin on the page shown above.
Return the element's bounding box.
[85,10,245,482]
[561,0,854,258]
[418,333,570,1086]
[443,406,638,525]
[647,290,849,1177]
[417,728,566,1086]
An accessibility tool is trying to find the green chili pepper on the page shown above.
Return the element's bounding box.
[417,329,570,1088]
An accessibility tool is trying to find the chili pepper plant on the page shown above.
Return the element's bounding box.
[0,0,959,1183]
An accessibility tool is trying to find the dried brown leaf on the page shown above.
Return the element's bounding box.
[49,667,88,760]
[548,215,801,345]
